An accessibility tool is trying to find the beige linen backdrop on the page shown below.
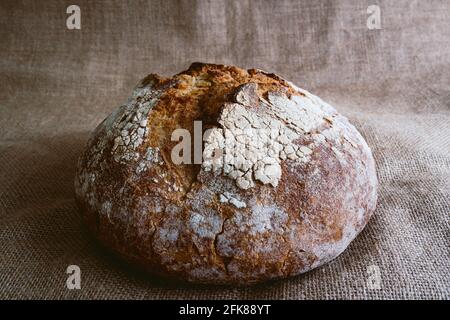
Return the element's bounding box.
[0,0,449,299]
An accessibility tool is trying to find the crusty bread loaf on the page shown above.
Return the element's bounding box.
[74,62,378,285]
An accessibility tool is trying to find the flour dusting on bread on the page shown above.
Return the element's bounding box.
[74,62,378,285]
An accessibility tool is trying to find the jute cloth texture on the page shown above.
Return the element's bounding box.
[0,0,449,299]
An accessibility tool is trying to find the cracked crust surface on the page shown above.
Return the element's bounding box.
[74,62,378,285]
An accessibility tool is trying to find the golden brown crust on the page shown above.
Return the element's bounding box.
[74,62,378,285]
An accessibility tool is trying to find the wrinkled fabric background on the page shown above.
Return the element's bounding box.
[0,0,449,299]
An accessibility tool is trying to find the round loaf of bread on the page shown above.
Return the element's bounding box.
[75,62,377,285]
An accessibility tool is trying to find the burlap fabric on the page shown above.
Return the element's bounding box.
[0,0,449,299]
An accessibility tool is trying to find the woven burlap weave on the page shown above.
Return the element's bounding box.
[0,0,449,299]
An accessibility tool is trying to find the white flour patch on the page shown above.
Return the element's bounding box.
[189,210,222,239]
[244,204,288,235]
[217,204,289,258]
[219,192,247,208]
[111,86,163,164]
[202,86,333,190]
[135,147,164,173]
